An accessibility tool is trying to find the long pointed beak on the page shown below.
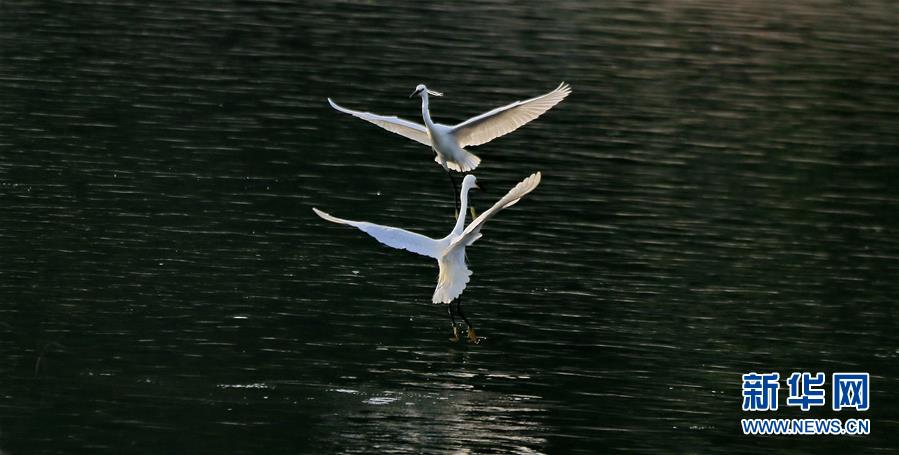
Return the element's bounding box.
[409,90,419,98]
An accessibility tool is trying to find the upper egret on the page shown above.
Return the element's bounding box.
[313,172,541,343]
[328,83,568,211]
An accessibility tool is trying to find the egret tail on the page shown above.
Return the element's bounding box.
[438,149,482,173]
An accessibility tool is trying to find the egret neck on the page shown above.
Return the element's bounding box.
[452,181,472,235]
[420,90,436,131]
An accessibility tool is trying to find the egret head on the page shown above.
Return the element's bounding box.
[461,174,480,192]
[409,84,443,98]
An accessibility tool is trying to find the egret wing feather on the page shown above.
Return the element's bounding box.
[450,83,571,148]
[313,208,441,259]
[450,172,542,250]
[328,98,431,146]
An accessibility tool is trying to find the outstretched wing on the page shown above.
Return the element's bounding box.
[328,98,431,146]
[313,208,441,259]
[449,172,542,251]
[450,83,571,148]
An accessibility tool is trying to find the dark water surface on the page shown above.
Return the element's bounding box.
[2,0,898,453]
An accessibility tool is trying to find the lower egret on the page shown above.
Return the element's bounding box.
[313,172,542,343]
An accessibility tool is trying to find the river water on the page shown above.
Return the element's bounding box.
[1,0,897,453]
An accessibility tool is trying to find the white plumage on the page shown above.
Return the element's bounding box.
[313,172,542,303]
[327,99,431,146]
[328,83,570,173]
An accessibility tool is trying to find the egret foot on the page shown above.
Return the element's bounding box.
[469,207,478,219]
[466,328,482,344]
[449,326,461,342]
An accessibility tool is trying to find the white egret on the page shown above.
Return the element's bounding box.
[327,83,568,211]
[313,172,541,343]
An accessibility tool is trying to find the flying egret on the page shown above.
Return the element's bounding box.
[313,172,541,343]
[327,83,568,211]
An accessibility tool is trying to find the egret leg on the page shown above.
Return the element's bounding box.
[456,298,480,344]
[448,302,460,342]
[447,170,460,216]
